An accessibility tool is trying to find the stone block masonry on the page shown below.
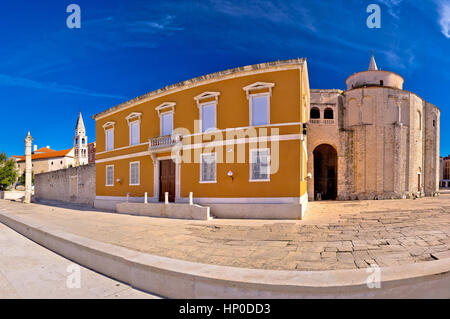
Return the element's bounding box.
[34,163,95,206]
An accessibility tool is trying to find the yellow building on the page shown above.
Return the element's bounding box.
[92,59,310,219]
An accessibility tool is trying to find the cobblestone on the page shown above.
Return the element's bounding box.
[1,192,450,271]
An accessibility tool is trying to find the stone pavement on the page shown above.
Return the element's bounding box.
[0,193,450,271]
[0,223,159,298]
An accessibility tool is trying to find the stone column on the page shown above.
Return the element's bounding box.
[24,132,33,204]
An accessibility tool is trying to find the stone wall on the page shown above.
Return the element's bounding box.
[308,86,440,201]
[34,164,95,206]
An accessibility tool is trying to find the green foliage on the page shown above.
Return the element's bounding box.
[19,171,34,185]
[0,152,18,190]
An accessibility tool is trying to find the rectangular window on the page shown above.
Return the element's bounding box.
[129,162,140,186]
[250,95,269,126]
[200,153,216,183]
[106,165,114,186]
[105,129,114,151]
[161,113,173,136]
[250,149,270,181]
[129,121,140,146]
[201,103,216,132]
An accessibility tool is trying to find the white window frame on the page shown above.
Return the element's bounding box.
[199,101,217,132]
[106,165,114,186]
[126,112,142,146]
[249,148,271,182]
[194,92,220,133]
[129,161,140,186]
[105,128,114,151]
[129,120,140,146]
[249,93,271,126]
[200,152,217,183]
[155,102,175,136]
[102,122,115,152]
[243,82,274,127]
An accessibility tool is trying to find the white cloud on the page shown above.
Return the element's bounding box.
[438,0,450,38]
[127,15,185,34]
[0,74,126,99]
[378,0,403,19]
[209,0,317,32]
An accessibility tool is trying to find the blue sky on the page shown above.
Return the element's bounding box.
[0,0,449,156]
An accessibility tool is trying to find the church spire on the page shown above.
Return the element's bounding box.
[368,50,378,71]
[75,112,85,134]
[74,112,88,166]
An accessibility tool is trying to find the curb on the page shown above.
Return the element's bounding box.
[1,210,449,298]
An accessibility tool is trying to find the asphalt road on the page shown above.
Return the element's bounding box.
[0,223,160,299]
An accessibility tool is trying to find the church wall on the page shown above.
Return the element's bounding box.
[383,125,395,192]
[308,59,440,202]
[346,70,404,90]
[339,87,419,199]
[408,96,425,194]
[307,90,341,200]
[424,102,440,195]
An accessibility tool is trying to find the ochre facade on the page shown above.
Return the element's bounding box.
[93,59,310,218]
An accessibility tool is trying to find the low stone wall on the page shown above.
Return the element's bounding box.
[0,191,25,201]
[34,164,95,206]
[116,202,211,220]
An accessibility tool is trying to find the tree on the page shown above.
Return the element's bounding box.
[19,171,34,185]
[0,152,18,190]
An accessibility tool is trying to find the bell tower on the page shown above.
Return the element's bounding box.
[74,112,88,166]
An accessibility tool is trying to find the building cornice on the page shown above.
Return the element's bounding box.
[92,58,306,121]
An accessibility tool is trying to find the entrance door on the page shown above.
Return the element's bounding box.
[159,159,176,202]
[313,144,337,200]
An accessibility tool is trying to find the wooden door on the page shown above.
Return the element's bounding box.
[159,160,175,202]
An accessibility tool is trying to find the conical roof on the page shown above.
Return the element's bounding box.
[368,51,378,71]
[75,112,85,132]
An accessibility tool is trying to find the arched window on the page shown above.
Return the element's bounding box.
[310,107,320,119]
[324,108,334,119]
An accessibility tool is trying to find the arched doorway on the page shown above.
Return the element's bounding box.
[313,144,337,200]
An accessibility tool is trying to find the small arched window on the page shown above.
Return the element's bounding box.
[310,107,320,119]
[324,108,334,119]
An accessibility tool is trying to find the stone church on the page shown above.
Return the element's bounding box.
[307,54,440,201]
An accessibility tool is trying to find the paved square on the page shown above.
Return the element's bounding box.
[1,192,449,271]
